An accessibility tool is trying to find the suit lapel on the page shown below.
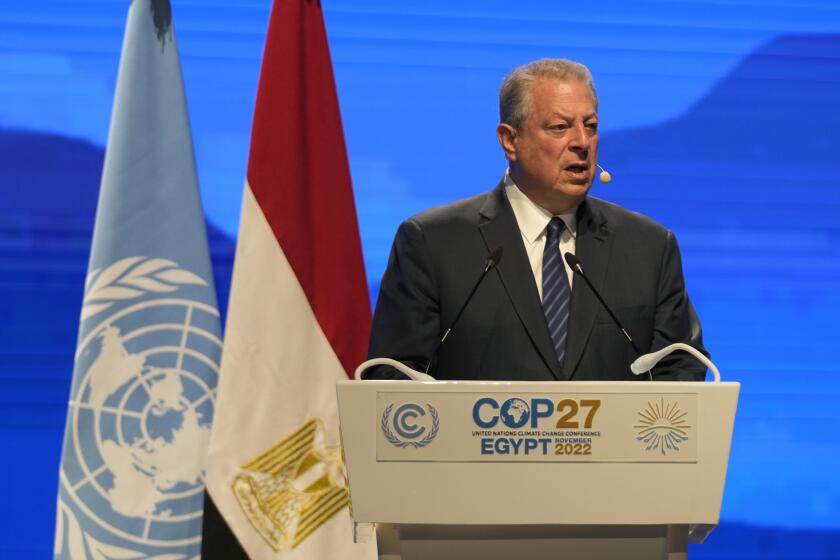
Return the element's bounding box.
[563,198,613,378]
[477,184,562,380]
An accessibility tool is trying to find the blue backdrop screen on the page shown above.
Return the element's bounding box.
[1,1,839,557]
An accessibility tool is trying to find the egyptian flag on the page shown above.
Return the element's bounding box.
[202,0,375,558]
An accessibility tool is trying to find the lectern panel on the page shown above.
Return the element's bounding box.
[375,391,698,463]
[336,380,738,527]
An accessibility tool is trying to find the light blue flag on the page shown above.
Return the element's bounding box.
[54,1,220,558]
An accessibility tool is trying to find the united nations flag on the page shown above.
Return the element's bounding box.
[53,1,221,558]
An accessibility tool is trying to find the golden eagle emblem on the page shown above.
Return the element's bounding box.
[232,419,348,550]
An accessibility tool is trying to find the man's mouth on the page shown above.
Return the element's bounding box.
[565,163,589,173]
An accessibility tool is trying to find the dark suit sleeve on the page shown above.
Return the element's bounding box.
[366,219,441,379]
[649,230,709,381]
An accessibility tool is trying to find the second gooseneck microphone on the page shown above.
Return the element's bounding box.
[563,252,651,380]
[424,247,503,375]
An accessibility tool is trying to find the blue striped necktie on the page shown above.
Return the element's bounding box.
[542,217,571,368]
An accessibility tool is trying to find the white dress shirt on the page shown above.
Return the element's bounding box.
[504,173,577,301]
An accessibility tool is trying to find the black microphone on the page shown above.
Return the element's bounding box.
[425,247,503,375]
[563,252,650,379]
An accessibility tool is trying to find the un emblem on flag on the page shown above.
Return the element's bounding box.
[56,257,221,557]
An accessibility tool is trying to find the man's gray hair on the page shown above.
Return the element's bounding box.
[499,58,598,130]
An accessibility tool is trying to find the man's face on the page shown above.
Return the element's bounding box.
[498,78,599,214]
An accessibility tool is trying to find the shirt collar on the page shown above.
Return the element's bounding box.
[503,171,578,245]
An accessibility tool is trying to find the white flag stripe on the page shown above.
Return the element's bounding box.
[205,183,366,558]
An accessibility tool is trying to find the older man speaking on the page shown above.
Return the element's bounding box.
[367,58,707,382]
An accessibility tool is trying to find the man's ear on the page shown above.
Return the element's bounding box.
[496,123,517,161]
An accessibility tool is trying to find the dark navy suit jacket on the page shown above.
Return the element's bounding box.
[367,183,707,381]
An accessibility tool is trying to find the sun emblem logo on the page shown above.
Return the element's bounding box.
[634,398,691,456]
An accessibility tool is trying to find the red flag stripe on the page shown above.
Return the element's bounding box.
[246,0,370,378]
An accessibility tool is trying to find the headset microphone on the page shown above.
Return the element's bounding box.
[596,163,612,184]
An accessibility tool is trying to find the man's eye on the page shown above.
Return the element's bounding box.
[549,124,568,131]
[587,123,599,131]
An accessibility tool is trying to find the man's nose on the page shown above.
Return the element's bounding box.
[568,123,591,153]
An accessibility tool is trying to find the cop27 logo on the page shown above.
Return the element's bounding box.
[381,403,439,447]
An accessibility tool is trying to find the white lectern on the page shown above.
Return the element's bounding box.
[336,380,738,560]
